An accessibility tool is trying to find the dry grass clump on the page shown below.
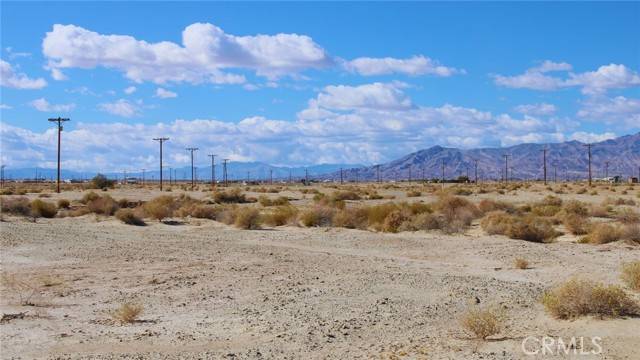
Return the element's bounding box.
[331,190,361,201]
[143,195,177,221]
[81,191,101,204]
[621,261,640,291]
[30,199,58,218]
[481,211,559,243]
[189,204,223,220]
[1,197,32,216]
[434,195,481,233]
[115,209,146,226]
[615,207,640,224]
[603,197,636,206]
[477,199,516,214]
[112,303,144,324]
[580,223,621,244]
[406,190,421,197]
[258,195,289,207]
[620,224,640,243]
[589,204,612,218]
[262,205,298,226]
[86,194,119,215]
[562,213,591,235]
[459,306,503,340]
[514,258,529,269]
[332,207,369,229]
[56,199,70,209]
[542,278,639,319]
[233,207,262,229]
[299,206,335,227]
[382,209,410,233]
[213,188,248,204]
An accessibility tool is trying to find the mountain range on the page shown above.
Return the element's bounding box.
[3,133,639,182]
[322,133,640,182]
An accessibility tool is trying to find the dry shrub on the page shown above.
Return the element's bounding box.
[143,195,176,221]
[258,195,289,207]
[115,208,145,226]
[562,213,591,235]
[331,190,361,201]
[112,303,143,323]
[30,199,57,218]
[435,195,481,232]
[621,261,640,291]
[561,200,589,216]
[57,199,70,209]
[190,204,223,220]
[263,205,298,226]
[459,306,503,340]
[616,208,640,224]
[406,190,421,197]
[382,209,410,233]
[542,278,639,319]
[589,204,612,218]
[531,195,563,217]
[87,195,119,215]
[366,203,399,228]
[81,191,100,204]
[604,197,636,206]
[233,207,261,230]
[514,258,529,269]
[478,199,516,214]
[402,212,443,231]
[299,206,335,227]
[481,211,513,235]
[1,197,31,216]
[481,212,559,243]
[620,224,640,243]
[213,188,247,203]
[581,223,621,244]
[332,207,368,229]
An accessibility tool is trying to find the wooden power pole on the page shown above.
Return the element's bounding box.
[48,117,70,193]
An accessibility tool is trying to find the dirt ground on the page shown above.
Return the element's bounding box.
[1,183,639,359]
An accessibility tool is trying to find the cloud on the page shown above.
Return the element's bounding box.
[124,86,137,94]
[155,87,177,99]
[569,131,617,143]
[29,98,76,112]
[494,61,640,95]
[98,99,140,117]
[42,23,332,85]
[308,82,413,111]
[343,55,463,77]
[4,47,32,59]
[0,59,47,89]
[0,104,12,109]
[514,103,557,116]
[577,96,640,127]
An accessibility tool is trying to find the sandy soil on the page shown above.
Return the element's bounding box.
[1,184,639,359]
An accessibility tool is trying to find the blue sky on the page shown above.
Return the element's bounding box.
[1,2,639,171]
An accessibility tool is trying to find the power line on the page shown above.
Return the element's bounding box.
[47,117,70,193]
[152,137,169,191]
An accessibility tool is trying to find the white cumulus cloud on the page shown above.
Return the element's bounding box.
[514,103,557,116]
[42,23,332,85]
[98,99,140,117]
[0,59,47,89]
[155,87,177,99]
[29,98,76,112]
[124,86,137,94]
[343,55,462,77]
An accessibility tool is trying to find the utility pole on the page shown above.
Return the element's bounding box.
[408,167,412,183]
[305,168,309,185]
[376,165,381,183]
[422,165,425,183]
[585,143,592,186]
[186,147,198,190]
[142,169,146,186]
[152,137,169,191]
[0,165,5,189]
[340,168,343,184]
[48,117,70,193]
[542,147,547,185]
[222,159,229,186]
[441,159,445,189]
[289,169,292,184]
[270,169,273,185]
[168,166,172,185]
[208,154,216,190]
[605,161,609,179]
[503,155,510,184]
[552,162,558,183]
[474,159,479,185]
[355,168,359,183]
[247,171,250,183]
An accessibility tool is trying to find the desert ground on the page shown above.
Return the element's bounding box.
[1,181,639,359]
